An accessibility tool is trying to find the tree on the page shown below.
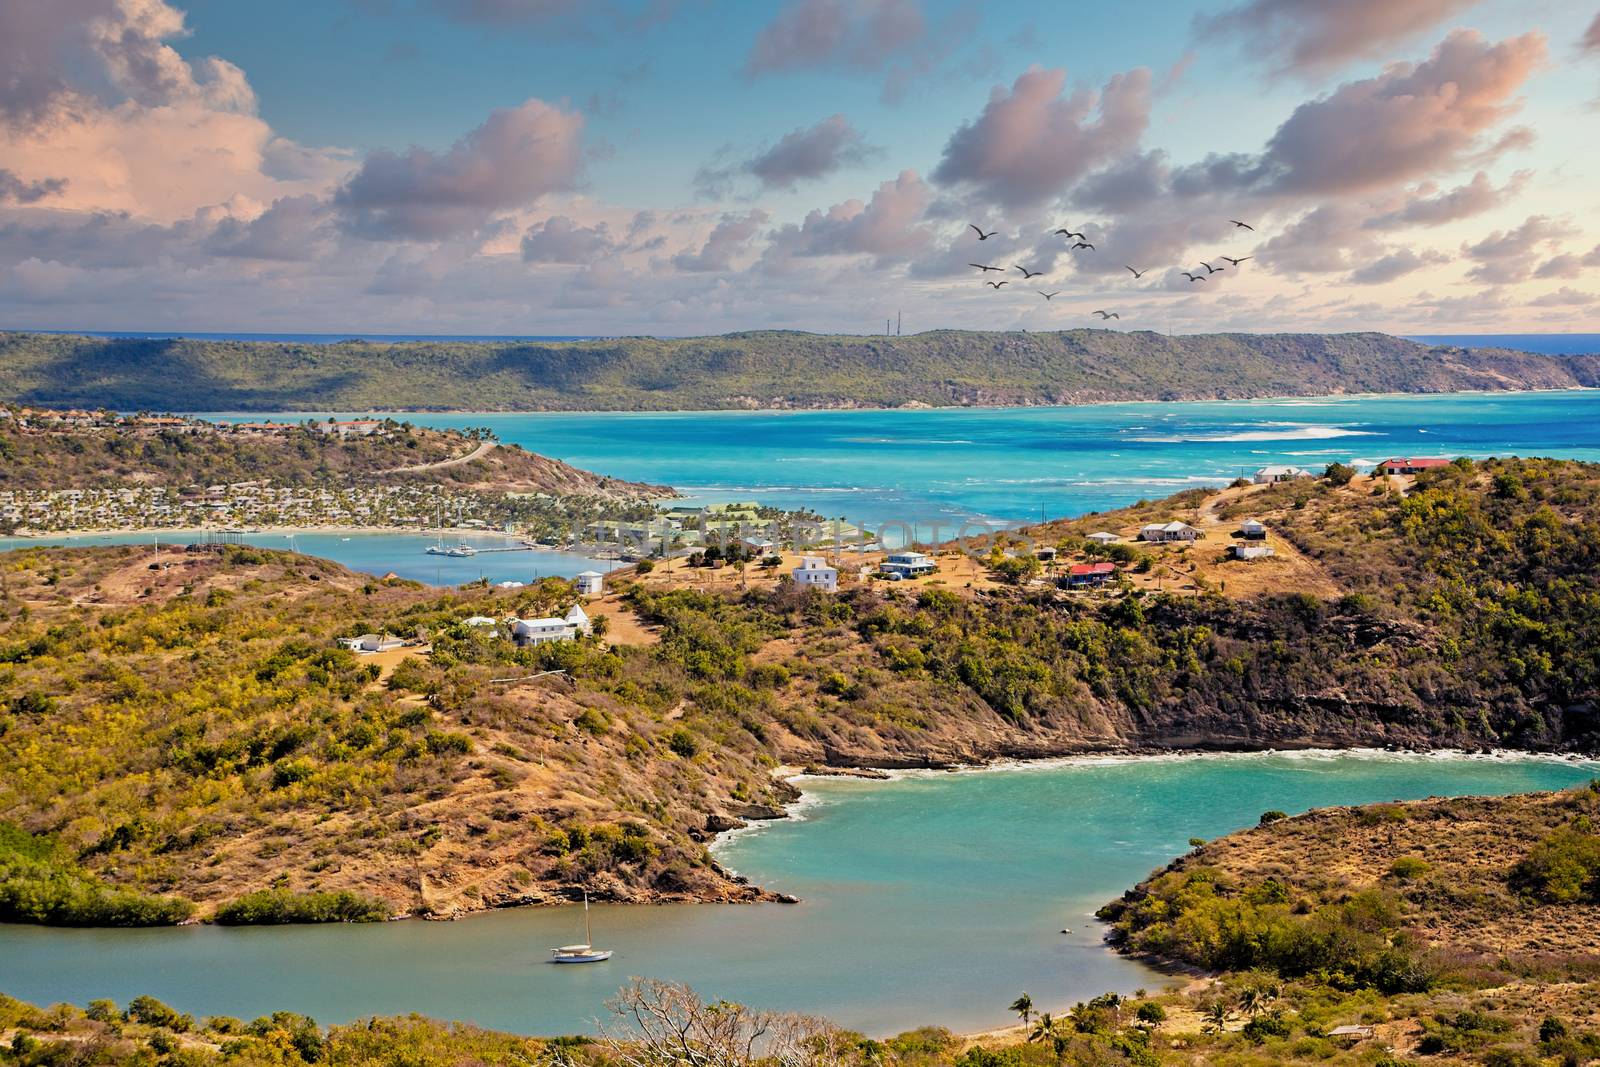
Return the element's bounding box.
[1008,993,1034,1027]
[591,978,851,1067]
[1202,1000,1231,1034]
[1324,462,1356,486]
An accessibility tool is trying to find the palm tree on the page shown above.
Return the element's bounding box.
[1237,985,1275,1019]
[1203,1000,1231,1034]
[1028,1014,1068,1064]
[1009,993,1034,1027]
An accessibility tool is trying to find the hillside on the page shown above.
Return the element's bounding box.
[1093,785,1600,1065]
[0,415,664,498]
[1,458,1598,923]
[3,330,1597,411]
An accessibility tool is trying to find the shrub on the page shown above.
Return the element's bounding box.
[1258,810,1288,825]
[1389,856,1430,881]
[1511,825,1600,903]
[665,727,699,758]
[214,889,390,925]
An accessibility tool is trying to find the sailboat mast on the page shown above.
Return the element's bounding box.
[583,889,592,945]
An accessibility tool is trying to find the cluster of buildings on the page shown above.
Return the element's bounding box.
[0,482,467,533]
[0,407,389,439]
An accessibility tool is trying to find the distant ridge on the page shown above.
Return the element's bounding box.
[3,329,1597,413]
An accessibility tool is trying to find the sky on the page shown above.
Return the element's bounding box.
[1,0,1598,337]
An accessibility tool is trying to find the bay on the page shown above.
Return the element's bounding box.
[202,390,1600,530]
[3,752,1595,1037]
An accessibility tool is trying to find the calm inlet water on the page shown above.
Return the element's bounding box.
[4,752,1594,1036]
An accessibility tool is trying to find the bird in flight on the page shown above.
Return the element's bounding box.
[1038,291,1061,300]
[1182,272,1205,282]
[1200,261,1224,274]
[1093,310,1120,320]
[1054,228,1086,240]
[1229,220,1254,231]
[1071,241,1095,251]
[985,280,1009,289]
[970,224,998,240]
[1125,266,1148,279]
[1221,256,1253,267]
[1014,265,1043,279]
[968,262,1004,273]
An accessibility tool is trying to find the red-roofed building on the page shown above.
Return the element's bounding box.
[1377,457,1449,475]
[1064,561,1117,588]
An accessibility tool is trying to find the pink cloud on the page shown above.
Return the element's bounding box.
[1195,0,1481,77]
[932,66,1152,209]
[1258,29,1545,195]
[743,0,925,77]
[333,99,586,241]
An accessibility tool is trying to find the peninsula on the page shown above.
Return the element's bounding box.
[2,456,1596,924]
[3,330,1597,412]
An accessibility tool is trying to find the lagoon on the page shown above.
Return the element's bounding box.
[3,752,1594,1037]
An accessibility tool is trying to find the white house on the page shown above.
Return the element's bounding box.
[880,550,936,578]
[463,615,498,628]
[1231,543,1275,560]
[1240,518,1267,540]
[573,570,604,597]
[1139,521,1200,543]
[792,555,838,592]
[564,603,592,635]
[341,633,405,652]
[738,537,777,557]
[1253,465,1313,484]
[511,617,578,647]
[1086,531,1119,545]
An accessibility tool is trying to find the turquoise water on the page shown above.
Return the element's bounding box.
[11,392,1599,580]
[0,530,615,587]
[204,390,1600,528]
[3,752,1594,1036]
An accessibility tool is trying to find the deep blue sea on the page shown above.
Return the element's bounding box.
[1406,333,1600,355]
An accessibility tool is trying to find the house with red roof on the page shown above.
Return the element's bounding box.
[1377,457,1449,475]
[1063,561,1116,588]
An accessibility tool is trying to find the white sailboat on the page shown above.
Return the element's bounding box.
[550,890,612,964]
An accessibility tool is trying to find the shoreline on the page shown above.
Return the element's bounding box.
[164,384,1600,419]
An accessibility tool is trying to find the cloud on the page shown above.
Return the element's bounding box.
[932,66,1152,210]
[747,115,878,191]
[1527,287,1594,307]
[520,215,617,264]
[0,169,66,204]
[764,170,933,263]
[1195,0,1480,77]
[1584,13,1600,53]
[743,0,925,78]
[333,99,585,241]
[1250,30,1545,196]
[1461,215,1578,284]
[671,210,768,272]
[207,195,332,261]
[1362,170,1528,229]
[1346,247,1450,284]
[695,115,878,198]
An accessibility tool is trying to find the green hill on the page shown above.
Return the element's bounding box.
[2,458,1598,925]
[3,330,1596,411]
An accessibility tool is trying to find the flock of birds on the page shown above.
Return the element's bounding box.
[967,218,1257,323]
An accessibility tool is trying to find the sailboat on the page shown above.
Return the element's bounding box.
[550,890,612,964]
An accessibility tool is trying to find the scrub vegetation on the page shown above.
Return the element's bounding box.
[1,459,1597,923]
[4,329,1597,411]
